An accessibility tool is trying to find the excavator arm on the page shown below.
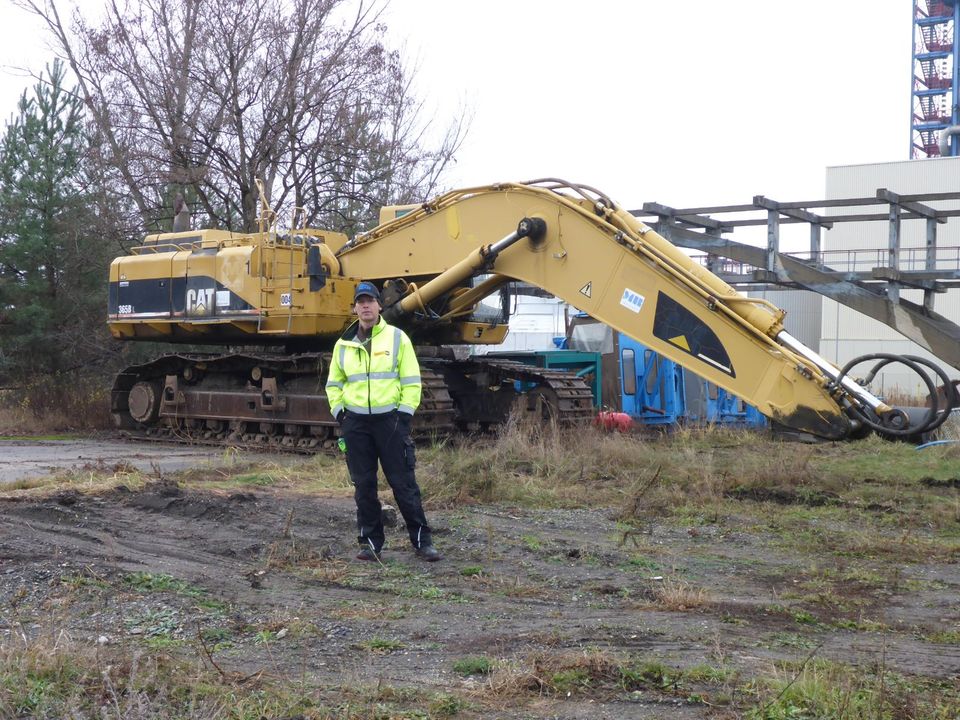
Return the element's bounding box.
[334,180,950,440]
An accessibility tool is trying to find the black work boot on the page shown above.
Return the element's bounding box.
[356,546,381,562]
[415,544,441,562]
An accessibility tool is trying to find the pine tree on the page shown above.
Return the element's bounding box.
[0,60,110,396]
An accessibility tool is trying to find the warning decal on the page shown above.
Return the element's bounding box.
[653,291,734,377]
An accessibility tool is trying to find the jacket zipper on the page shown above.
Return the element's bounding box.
[356,336,372,414]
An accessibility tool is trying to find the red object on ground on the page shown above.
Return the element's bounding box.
[594,411,633,432]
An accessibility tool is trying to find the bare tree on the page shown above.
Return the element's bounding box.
[17,0,464,233]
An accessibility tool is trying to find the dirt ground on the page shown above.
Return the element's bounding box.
[0,437,262,485]
[1,439,959,718]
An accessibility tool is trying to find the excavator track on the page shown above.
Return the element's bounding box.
[111,353,594,453]
[428,358,596,430]
[111,352,455,452]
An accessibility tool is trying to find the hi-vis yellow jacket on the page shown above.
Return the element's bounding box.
[325,316,422,418]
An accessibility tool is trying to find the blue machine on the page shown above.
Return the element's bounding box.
[504,316,765,430]
[618,333,766,429]
[617,333,686,425]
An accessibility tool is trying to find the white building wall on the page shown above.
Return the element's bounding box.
[821,157,960,396]
[473,294,568,353]
[749,289,822,352]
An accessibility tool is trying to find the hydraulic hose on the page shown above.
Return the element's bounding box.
[836,353,958,439]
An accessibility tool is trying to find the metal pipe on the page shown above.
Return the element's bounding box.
[776,332,891,413]
[435,274,509,321]
[938,125,960,156]
[388,218,546,320]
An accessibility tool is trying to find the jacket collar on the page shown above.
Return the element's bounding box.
[340,314,387,343]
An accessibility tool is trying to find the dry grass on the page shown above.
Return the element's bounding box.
[480,649,686,701]
[0,464,145,499]
[460,570,552,600]
[0,381,112,434]
[181,455,354,495]
[0,628,254,718]
[421,422,841,518]
[650,575,713,611]
[753,658,960,720]
[484,649,624,698]
[420,423,661,509]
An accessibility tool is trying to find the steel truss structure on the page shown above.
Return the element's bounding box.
[635,190,960,370]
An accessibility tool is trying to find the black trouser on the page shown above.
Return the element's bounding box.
[341,410,431,552]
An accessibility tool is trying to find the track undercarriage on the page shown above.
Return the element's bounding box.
[111,352,595,452]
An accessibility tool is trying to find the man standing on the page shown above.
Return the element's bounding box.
[326,281,441,562]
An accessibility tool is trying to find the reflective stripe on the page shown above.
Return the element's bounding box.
[325,380,344,389]
[338,345,346,369]
[399,375,420,386]
[391,328,401,372]
[345,371,399,382]
[398,404,415,415]
[345,403,398,415]
[330,403,343,418]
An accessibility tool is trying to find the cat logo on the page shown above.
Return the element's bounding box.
[186,287,214,315]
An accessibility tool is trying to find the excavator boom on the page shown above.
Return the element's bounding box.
[336,181,850,438]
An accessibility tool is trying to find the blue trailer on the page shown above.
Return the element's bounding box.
[614,332,766,429]
[549,316,766,429]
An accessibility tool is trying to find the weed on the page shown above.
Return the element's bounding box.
[428,692,468,716]
[195,597,229,614]
[60,569,110,591]
[232,472,276,486]
[483,650,689,700]
[923,629,960,644]
[0,630,335,717]
[618,661,680,691]
[652,576,712,611]
[520,534,542,551]
[831,617,887,632]
[550,668,592,693]
[357,637,404,653]
[767,632,819,650]
[626,555,660,571]
[144,635,185,649]
[452,656,492,675]
[744,659,960,719]
[125,607,181,639]
[198,627,234,652]
[415,585,447,600]
[332,600,410,621]
[459,565,484,577]
[685,663,736,684]
[124,571,204,597]
[254,629,275,644]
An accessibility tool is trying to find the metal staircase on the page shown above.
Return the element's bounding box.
[912,0,959,157]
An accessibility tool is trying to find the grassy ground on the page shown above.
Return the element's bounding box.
[1,424,959,718]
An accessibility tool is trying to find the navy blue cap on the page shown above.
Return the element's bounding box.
[353,281,381,303]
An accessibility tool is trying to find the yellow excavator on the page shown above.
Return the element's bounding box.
[107,179,956,449]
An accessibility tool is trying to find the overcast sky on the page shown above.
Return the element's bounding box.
[2,0,913,220]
